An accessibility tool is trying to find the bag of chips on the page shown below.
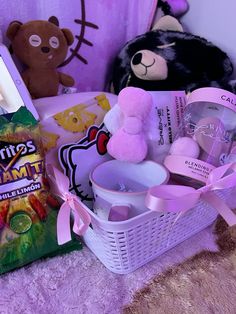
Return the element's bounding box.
[0,107,82,275]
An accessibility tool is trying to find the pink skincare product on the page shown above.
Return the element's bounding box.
[164,87,236,186]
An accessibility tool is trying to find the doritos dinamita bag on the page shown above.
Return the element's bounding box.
[0,107,82,275]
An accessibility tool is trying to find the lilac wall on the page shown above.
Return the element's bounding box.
[181,0,236,77]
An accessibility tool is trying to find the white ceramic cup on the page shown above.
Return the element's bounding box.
[90,160,169,221]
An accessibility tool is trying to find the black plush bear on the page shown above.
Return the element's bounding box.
[112,16,233,94]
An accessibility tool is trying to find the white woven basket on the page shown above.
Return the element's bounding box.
[82,190,232,274]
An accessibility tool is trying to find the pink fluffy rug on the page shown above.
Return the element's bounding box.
[0,223,219,313]
[1,192,236,313]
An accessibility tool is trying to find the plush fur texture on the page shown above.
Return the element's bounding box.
[112,27,233,94]
[107,87,152,163]
[7,16,74,99]
[170,137,200,158]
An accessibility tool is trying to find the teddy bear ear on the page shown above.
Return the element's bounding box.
[61,28,74,46]
[6,21,23,41]
[152,15,183,32]
[48,16,59,26]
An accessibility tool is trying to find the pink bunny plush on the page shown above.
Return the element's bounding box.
[107,87,152,163]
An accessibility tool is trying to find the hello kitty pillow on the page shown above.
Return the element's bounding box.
[33,91,117,169]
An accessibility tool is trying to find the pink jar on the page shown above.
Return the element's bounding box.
[164,87,236,187]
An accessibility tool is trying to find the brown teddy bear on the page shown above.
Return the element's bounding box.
[7,16,75,99]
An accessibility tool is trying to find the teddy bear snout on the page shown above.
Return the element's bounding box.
[131,50,154,67]
[41,46,50,53]
[131,50,168,81]
[132,53,142,65]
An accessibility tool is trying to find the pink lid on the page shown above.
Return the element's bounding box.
[186,87,236,113]
[164,155,215,184]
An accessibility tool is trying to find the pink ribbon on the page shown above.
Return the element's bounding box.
[145,163,236,226]
[46,165,91,245]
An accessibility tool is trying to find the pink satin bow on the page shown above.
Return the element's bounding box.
[145,162,236,226]
[46,165,91,245]
[107,87,152,163]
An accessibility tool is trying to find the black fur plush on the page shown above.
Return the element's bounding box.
[112,29,233,94]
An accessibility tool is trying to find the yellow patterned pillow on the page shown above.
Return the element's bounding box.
[53,104,97,132]
[40,129,59,152]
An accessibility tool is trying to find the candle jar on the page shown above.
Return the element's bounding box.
[164,87,236,187]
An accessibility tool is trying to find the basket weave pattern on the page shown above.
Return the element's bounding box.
[83,195,222,274]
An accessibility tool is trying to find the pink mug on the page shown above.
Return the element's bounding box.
[90,160,169,221]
